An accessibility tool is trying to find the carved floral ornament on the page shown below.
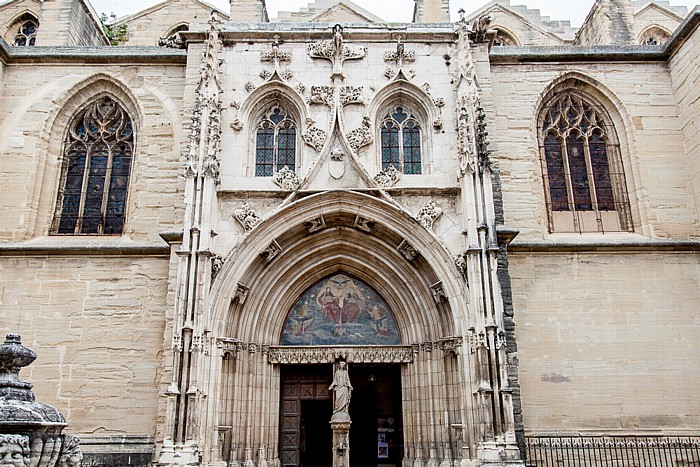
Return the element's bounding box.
[234,202,262,233]
[374,165,401,188]
[346,116,373,153]
[273,166,302,190]
[416,201,443,231]
[307,24,367,79]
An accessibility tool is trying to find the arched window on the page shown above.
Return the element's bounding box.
[639,26,670,45]
[539,91,632,233]
[380,106,422,175]
[7,14,39,46]
[53,96,134,235]
[255,105,297,177]
[491,29,518,47]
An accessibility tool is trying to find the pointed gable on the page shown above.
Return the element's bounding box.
[274,0,385,23]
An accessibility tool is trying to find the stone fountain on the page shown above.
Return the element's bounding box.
[0,334,82,467]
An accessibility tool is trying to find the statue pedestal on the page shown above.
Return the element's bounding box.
[330,413,351,467]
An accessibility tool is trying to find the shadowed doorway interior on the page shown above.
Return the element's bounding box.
[279,364,403,467]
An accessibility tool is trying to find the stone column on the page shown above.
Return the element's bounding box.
[330,417,351,467]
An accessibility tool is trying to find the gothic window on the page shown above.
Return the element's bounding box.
[53,96,134,235]
[491,29,518,47]
[8,14,39,46]
[639,26,670,45]
[380,106,422,175]
[255,105,297,177]
[539,91,633,233]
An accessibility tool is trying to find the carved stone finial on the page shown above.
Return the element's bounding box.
[384,37,416,68]
[416,201,443,231]
[273,166,302,191]
[307,24,367,80]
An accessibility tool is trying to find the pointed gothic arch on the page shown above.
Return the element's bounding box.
[3,11,39,46]
[536,75,635,233]
[638,25,672,45]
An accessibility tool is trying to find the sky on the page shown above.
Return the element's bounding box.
[89,0,699,26]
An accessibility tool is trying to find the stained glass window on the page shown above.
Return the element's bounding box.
[11,15,38,46]
[53,97,134,235]
[255,106,297,177]
[539,92,632,232]
[380,106,422,175]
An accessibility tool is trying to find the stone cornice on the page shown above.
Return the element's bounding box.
[0,241,171,257]
[508,238,700,253]
[0,44,187,65]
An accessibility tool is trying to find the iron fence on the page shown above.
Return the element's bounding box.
[525,436,700,467]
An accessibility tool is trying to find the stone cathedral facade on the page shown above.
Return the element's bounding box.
[1,0,699,466]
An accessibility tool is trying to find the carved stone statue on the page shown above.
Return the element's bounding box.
[0,435,30,467]
[329,361,352,418]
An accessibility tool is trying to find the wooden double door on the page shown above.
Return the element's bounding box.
[279,364,403,467]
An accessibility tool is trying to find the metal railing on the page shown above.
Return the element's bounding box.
[525,436,700,466]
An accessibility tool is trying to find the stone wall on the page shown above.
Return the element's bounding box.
[0,61,186,242]
[489,59,699,239]
[669,15,700,227]
[116,0,227,46]
[0,253,171,436]
[634,5,683,43]
[509,251,700,433]
[576,0,636,45]
[0,0,107,46]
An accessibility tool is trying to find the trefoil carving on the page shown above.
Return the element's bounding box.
[307,24,367,80]
[261,239,282,262]
[416,201,443,231]
[234,202,262,233]
[374,165,401,188]
[397,239,418,262]
[306,215,326,233]
[273,166,301,191]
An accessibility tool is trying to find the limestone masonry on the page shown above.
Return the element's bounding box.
[0,0,699,466]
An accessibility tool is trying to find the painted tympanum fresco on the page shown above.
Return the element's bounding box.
[280,273,400,345]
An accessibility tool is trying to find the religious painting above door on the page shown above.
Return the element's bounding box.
[280,273,400,346]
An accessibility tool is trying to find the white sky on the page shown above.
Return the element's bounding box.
[88,0,699,26]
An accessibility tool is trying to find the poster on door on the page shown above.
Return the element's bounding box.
[378,433,389,459]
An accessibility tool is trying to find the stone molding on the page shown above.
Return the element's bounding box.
[267,346,414,364]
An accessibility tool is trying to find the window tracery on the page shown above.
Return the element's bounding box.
[255,105,297,177]
[490,29,518,47]
[639,27,670,45]
[9,14,38,46]
[380,106,422,175]
[539,91,632,233]
[53,96,134,235]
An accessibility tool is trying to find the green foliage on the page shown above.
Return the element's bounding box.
[100,12,128,46]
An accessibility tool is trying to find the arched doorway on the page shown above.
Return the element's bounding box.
[278,273,405,467]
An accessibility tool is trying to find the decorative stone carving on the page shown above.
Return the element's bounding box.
[431,281,447,304]
[233,284,249,304]
[216,337,244,358]
[302,125,327,153]
[267,346,414,364]
[306,215,326,233]
[329,147,346,179]
[0,334,83,467]
[307,24,367,79]
[416,201,443,231]
[273,166,301,190]
[384,68,397,80]
[438,337,463,356]
[374,165,401,188]
[468,14,493,43]
[397,239,418,262]
[295,83,306,94]
[433,117,443,130]
[234,203,262,233]
[433,97,445,108]
[245,82,256,93]
[212,254,224,280]
[260,36,291,65]
[454,254,468,283]
[475,106,493,173]
[330,147,344,161]
[261,239,282,262]
[353,215,373,233]
[230,119,243,131]
[384,38,415,68]
[340,86,363,106]
[309,86,335,106]
[260,70,272,80]
[229,101,240,109]
[346,116,372,153]
[0,434,30,467]
[281,70,293,81]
